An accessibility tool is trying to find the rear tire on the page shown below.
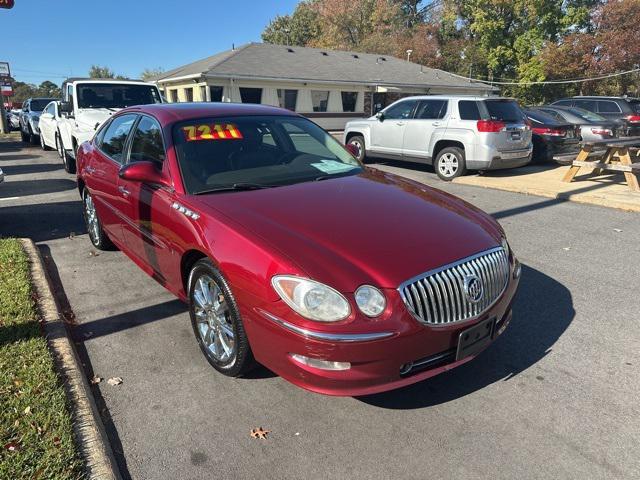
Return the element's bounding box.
[20,128,29,143]
[82,188,115,250]
[188,259,255,377]
[28,127,38,145]
[434,147,466,181]
[347,135,366,163]
[63,147,76,174]
[40,132,52,151]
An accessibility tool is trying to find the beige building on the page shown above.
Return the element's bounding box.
[154,43,496,130]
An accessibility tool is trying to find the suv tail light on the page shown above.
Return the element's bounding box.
[477,120,506,132]
[625,115,640,123]
[531,127,566,137]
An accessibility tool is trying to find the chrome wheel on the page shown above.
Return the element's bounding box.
[84,192,100,244]
[350,140,362,158]
[193,275,235,363]
[438,152,459,177]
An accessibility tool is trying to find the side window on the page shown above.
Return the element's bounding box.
[415,100,448,120]
[129,116,166,164]
[574,99,596,111]
[540,109,564,121]
[458,100,481,120]
[597,101,621,113]
[554,100,572,107]
[94,119,111,149]
[67,85,74,107]
[384,100,417,120]
[99,114,137,163]
[45,103,55,115]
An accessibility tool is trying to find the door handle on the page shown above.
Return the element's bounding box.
[118,186,130,197]
[433,121,441,126]
[396,122,405,126]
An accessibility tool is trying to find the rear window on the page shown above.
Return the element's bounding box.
[574,99,596,112]
[524,109,564,126]
[553,100,573,107]
[627,100,640,113]
[567,107,606,122]
[458,101,481,120]
[597,101,621,113]
[483,100,525,122]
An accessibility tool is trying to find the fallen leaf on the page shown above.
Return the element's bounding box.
[53,437,61,447]
[88,250,100,257]
[13,379,23,387]
[107,377,123,386]
[91,376,102,385]
[250,427,270,439]
[4,442,20,452]
[23,406,31,415]
[13,420,19,428]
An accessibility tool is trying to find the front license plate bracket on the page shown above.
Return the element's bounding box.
[456,317,495,361]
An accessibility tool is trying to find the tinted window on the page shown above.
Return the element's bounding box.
[384,100,417,119]
[458,100,481,120]
[415,100,447,119]
[30,99,55,111]
[240,87,262,104]
[129,116,165,164]
[554,100,572,107]
[597,101,621,113]
[574,99,596,111]
[184,88,193,102]
[484,100,525,122]
[277,89,298,110]
[173,116,361,194]
[524,109,563,126]
[209,86,223,102]
[539,108,565,121]
[311,90,329,112]
[628,100,640,113]
[567,107,606,122]
[44,103,56,115]
[341,92,358,112]
[100,114,137,163]
[77,84,161,109]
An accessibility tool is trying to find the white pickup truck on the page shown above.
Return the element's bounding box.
[58,78,163,172]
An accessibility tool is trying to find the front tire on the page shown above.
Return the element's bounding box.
[28,127,38,145]
[188,259,254,377]
[82,188,114,250]
[347,135,366,163]
[55,132,64,158]
[434,147,467,181]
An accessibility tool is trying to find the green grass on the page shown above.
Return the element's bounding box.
[0,239,84,479]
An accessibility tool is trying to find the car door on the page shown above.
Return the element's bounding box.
[402,99,449,161]
[39,103,56,146]
[86,113,138,245]
[369,99,418,156]
[118,115,177,284]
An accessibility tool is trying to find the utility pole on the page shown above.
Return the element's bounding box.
[0,94,7,134]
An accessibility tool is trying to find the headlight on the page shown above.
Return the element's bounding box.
[272,275,350,322]
[354,285,386,317]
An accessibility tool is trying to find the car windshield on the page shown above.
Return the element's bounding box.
[173,115,362,194]
[567,107,607,122]
[30,99,55,111]
[483,99,525,122]
[77,83,162,109]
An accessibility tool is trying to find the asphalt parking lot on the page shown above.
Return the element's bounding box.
[1,138,639,480]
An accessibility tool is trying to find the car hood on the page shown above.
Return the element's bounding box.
[75,108,119,131]
[192,169,503,291]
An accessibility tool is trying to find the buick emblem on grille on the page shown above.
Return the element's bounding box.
[463,274,484,303]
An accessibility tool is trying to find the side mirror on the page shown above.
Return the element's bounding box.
[375,111,385,122]
[345,143,359,158]
[119,161,170,187]
[59,101,73,114]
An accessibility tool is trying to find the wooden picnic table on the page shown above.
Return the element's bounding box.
[555,136,640,192]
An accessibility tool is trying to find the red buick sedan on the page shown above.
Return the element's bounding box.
[76,103,521,396]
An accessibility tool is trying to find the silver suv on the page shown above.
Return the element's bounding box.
[19,97,58,144]
[344,95,532,180]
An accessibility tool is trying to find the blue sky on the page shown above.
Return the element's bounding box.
[0,0,299,85]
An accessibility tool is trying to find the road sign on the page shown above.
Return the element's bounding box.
[0,0,14,10]
[1,83,13,96]
[0,62,9,78]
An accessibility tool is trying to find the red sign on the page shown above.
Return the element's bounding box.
[1,84,13,96]
[0,0,15,9]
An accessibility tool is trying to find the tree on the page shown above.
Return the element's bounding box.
[36,80,61,98]
[140,67,165,82]
[11,81,36,105]
[88,65,127,80]
[262,1,322,46]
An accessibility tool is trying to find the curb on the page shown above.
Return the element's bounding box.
[21,239,122,480]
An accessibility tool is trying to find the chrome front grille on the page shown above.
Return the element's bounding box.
[399,247,510,325]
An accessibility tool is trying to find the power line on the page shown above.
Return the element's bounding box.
[450,68,640,86]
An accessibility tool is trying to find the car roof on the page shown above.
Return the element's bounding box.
[559,96,640,101]
[119,102,301,124]
[392,95,513,102]
[64,78,155,86]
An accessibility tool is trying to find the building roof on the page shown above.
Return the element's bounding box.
[154,43,495,92]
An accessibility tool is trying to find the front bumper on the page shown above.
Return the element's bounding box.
[240,262,521,396]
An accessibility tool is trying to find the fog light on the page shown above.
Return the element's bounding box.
[513,259,522,279]
[289,354,351,371]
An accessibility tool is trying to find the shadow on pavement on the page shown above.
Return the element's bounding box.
[0,200,85,242]
[0,162,63,176]
[357,265,574,409]
[0,178,76,198]
[0,153,40,161]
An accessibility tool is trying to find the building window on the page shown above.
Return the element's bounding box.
[169,89,178,103]
[311,90,329,112]
[240,87,262,104]
[341,92,358,112]
[210,86,223,102]
[277,89,298,111]
[199,85,206,102]
[184,87,194,102]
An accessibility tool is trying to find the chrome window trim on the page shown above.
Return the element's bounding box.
[257,309,394,343]
[398,246,510,326]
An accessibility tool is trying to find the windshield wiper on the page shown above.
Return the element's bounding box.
[193,183,277,195]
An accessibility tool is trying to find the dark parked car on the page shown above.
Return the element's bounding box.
[551,96,640,136]
[531,105,618,142]
[523,108,580,162]
[76,102,520,396]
